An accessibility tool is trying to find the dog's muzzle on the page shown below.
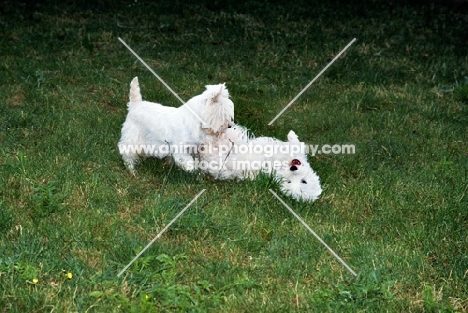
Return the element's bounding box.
[290,159,301,171]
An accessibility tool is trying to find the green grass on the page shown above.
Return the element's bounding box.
[1,0,467,311]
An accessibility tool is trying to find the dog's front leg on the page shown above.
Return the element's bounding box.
[173,154,196,172]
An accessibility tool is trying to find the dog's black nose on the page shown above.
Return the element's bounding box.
[290,165,298,171]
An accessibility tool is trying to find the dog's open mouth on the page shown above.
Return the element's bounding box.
[291,159,301,166]
[290,159,301,171]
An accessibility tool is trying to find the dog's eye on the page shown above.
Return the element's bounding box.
[301,179,307,184]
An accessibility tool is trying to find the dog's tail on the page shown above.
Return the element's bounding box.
[202,83,234,134]
[129,77,142,104]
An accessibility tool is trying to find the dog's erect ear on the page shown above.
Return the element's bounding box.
[206,83,228,105]
[287,130,300,143]
[202,83,234,133]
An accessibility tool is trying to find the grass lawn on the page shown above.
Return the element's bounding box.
[1,0,467,311]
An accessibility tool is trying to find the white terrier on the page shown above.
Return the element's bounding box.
[118,77,234,173]
[196,124,322,202]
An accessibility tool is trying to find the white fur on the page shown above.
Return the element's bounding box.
[118,77,234,173]
[198,124,322,202]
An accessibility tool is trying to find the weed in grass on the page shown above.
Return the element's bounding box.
[422,285,459,313]
[0,204,14,235]
[30,181,66,219]
[93,253,224,312]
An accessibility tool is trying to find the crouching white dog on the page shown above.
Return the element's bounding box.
[197,124,322,202]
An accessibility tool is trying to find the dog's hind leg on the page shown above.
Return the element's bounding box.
[118,121,142,174]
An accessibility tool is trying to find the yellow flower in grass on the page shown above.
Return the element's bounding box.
[61,269,73,279]
[32,278,39,284]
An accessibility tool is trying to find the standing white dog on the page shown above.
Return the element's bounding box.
[118,77,234,173]
[196,124,322,201]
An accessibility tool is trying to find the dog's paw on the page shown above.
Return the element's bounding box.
[174,155,196,172]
